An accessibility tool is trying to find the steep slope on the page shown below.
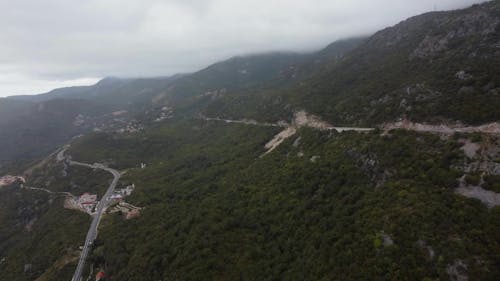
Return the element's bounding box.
[0,76,180,166]
[0,3,499,281]
[0,98,109,165]
[57,120,498,281]
[200,1,500,126]
[146,51,325,118]
[199,38,367,121]
[0,159,111,281]
[0,99,34,125]
[7,51,316,111]
[8,76,177,110]
[295,1,500,126]
[0,43,364,166]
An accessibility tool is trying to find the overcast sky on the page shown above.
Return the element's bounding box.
[0,0,488,97]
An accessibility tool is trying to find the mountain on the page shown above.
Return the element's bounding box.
[291,0,500,126]
[0,99,34,125]
[0,2,499,281]
[0,39,364,166]
[200,1,500,126]
[4,3,499,128]
[8,76,175,109]
[0,98,109,165]
[192,37,365,120]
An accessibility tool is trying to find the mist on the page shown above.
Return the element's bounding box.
[0,0,489,96]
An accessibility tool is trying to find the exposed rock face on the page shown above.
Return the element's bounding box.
[455,71,473,81]
[462,161,500,175]
[381,232,394,247]
[454,136,500,208]
[264,110,329,154]
[263,110,373,154]
[293,110,333,130]
[460,140,480,159]
[310,156,320,163]
[416,240,435,260]
[383,120,500,135]
[447,260,468,281]
[264,127,297,154]
[410,4,500,60]
[23,263,32,274]
[455,184,500,208]
[292,137,301,147]
[411,34,451,59]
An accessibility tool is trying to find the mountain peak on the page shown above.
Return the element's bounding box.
[96,77,123,86]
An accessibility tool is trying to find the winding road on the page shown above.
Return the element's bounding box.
[21,185,74,198]
[66,157,121,281]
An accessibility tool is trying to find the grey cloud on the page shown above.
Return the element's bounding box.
[0,0,489,96]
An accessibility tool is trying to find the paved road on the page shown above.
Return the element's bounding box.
[202,116,374,132]
[382,120,500,135]
[70,160,121,281]
[202,117,284,127]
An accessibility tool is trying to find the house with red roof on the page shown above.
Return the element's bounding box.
[96,270,106,281]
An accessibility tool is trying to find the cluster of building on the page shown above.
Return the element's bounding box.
[110,202,141,220]
[154,106,174,122]
[108,184,142,219]
[115,121,144,133]
[91,115,144,134]
[111,110,127,116]
[202,88,227,98]
[64,184,141,219]
[64,192,98,215]
[109,184,135,201]
[95,270,106,281]
[78,193,98,213]
[0,175,25,187]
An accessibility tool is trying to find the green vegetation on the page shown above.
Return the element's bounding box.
[0,186,89,281]
[483,175,500,193]
[28,162,111,197]
[65,121,499,281]
[0,2,498,280]
[202,2,500,126]
[0,98,108,166]
[0,158,110,281]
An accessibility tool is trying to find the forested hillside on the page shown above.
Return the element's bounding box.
[68,120,499,281]
[0,1,499,281]
[0,37,364,166]
[203,1,500,125]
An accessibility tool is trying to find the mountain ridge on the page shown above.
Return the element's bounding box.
[1,2,499,281]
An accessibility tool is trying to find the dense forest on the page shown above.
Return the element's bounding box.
[0,1,499,281]
[68,120,498,281]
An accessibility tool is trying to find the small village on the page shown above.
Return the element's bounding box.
[154,106,174,122]
[64,183,142,219]
[64,192,98,214]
